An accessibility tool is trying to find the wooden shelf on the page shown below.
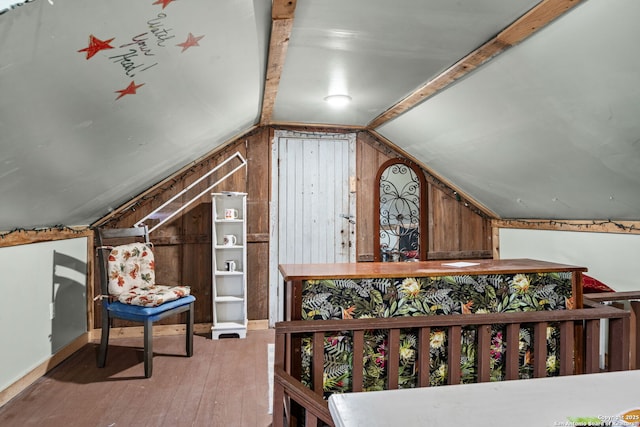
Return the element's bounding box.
[214,270,244,276]
[215,296,244,303]
[213,245,244,249]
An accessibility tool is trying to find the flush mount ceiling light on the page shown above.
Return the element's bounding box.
[324,94,352,108]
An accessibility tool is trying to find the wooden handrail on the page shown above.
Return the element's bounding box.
[276,304,627,333]
[273,304,631,427]
[584,291,640,303]
[585,291,640,370]
[273,367,334,427]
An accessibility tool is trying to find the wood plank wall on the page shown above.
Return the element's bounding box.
[95,127,272,326]
[357,131,492,261]
[93,126,492,325]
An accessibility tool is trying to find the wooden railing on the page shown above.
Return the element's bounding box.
[585,291,640,370]
[272,303,631,427]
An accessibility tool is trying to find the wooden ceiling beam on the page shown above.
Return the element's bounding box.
[493,219,640,235]
[272,0,296,20]
[259,0,297,125]
[0,227,92,248]
[366,0,584,130]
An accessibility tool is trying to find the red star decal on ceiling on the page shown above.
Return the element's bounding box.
[177,33,205,52]
[115,81,145,100]
[152,0,176,9]
[78,35,115,60]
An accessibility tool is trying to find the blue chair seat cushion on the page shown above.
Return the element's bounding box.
[106,295,195,322]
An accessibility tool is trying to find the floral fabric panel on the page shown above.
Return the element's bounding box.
[300,272,573,395]
[108,243,190,307]
[116,284,191,307]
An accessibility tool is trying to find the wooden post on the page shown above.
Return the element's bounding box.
[583,319,600,374]
[630,301,640,370]
[418,327,431,387]
[313,332,324,395]
[533,322,548,378]
[447,326,462,385]
[559,321,574,376]
[476,325,492,382]
[387,329,400,389]
[572,272,584,374]
[352,330,364,392]
[504,323,520,380]
[608,316,630,371]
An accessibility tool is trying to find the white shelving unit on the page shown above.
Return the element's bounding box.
[211,192,247,339]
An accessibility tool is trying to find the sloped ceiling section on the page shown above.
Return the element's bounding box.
[0,0,269,229]
[377,0,640,220]
[1,0,639,231]
[271,0,541,126]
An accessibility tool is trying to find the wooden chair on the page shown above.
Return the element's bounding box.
[95,226,195,378]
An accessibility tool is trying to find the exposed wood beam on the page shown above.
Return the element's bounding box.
[366,0,584,129]
[0,227,92,248]
[271,0,297,20]
[497,0,582,45]
[260,0,297,125]
[493,219,640,234]
[268,120,366,131]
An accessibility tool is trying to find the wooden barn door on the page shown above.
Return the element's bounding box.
[269,130,356,325]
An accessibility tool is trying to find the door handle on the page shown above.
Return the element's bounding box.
[340,214,355,224]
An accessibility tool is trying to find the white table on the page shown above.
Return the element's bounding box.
[328,370,640,427]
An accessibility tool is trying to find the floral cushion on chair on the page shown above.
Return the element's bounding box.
[116,284,191,307]
[108,243,190,307]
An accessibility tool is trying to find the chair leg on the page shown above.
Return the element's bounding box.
[98,312,110,368]
[144,319,153,378]
[186,302,194,357]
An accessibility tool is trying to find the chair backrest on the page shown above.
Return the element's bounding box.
[95,226,153,297]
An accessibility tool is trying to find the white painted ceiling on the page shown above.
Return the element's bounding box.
[1,0,638,230]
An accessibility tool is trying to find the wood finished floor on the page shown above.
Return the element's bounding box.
[0,329,275,427]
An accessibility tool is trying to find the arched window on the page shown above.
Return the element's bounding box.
[374,159,427,261]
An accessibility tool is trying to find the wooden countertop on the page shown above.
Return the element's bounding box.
[279,258,587,281]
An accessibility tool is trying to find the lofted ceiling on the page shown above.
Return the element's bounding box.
[1,0,639,231]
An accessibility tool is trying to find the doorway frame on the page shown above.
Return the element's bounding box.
[268,129,356,327]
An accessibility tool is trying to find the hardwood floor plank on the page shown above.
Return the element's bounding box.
[192,337,235,426]
[0,330,275,427]
[211,337,254,426]
[242,330,272,426]
[144,338,193,427]
[160,335,218,426]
